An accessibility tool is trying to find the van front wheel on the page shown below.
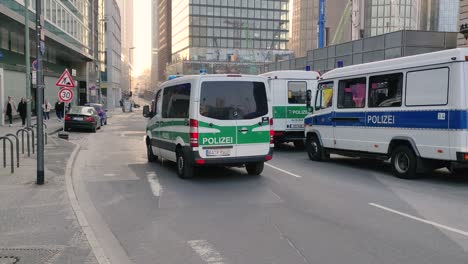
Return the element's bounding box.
[246,162,264,175]
[391,145,418,179]
[177,151,194,179]
[306,135,324,161]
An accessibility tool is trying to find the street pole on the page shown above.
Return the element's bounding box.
[24,0,31,127]
[35,0,45,185]
[129,47,135,95]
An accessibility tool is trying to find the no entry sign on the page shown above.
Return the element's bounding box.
[58,87,74,103]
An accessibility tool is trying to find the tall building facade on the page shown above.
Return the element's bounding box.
[167,0,291,75]
[156,0,171,82]
[437,0,459,32]
[100,0,122,109]
[363,0,421,37]
[151,0,158,86]
[459,0,468,47]
[117,0,134,93]
[290,0,351,58]
[290,0,317,58]
[0,0,99,125]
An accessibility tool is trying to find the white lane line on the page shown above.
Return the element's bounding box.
[188,240,226,264]
[369,203,468,237]
[146,172,162,197]
[265,163,302,178]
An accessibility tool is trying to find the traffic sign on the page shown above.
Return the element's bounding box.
[56,69,76,88]
[58,87,74,103]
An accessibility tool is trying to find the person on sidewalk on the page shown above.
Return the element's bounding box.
[3,96,17,127]
[17,98,27,126]
[42,99,51,121]
[55,100,64,121]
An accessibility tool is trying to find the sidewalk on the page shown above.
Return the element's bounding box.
[0,135,98,263]
[0,116,64,136]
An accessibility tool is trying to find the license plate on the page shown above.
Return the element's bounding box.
[74,117,83,121]
[290,124,304,129]
[206,149,231,157]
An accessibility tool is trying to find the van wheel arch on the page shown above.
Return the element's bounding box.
[388,138,420,158]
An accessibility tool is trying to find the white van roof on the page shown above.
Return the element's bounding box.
[260,70,320,80]
[322,48,468,80]
[160,74,267,86]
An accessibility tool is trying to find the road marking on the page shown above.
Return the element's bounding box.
[369,203,468,237]
[188,240,226,264]
[146,172,161,197]
[265,163,302,178]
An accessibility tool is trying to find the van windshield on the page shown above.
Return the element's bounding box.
[200,81,268,120]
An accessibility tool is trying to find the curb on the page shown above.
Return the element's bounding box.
[64,142,111,264]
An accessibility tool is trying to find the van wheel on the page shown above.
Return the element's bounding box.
[176,151,194,179]
[293,140,305,150]
[147,142,157,162]
[246,162,264,175]
[306,135,325,161]
[391,145,418,179]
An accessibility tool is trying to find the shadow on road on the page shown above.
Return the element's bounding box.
[328,156,468,186]
[134,159,263,185]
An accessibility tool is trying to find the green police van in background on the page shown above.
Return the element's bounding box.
[143,74,274,179]
[260,71,319,149]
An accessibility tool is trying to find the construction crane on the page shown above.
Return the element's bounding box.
[331,0,352,45]
[318,0,326,48]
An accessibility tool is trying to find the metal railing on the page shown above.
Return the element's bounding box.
[1,123,50,174]
[0,136,14,173]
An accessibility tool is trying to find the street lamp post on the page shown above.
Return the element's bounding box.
[129,47,136,95]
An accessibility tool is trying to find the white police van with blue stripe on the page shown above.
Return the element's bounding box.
[304,48,468,179]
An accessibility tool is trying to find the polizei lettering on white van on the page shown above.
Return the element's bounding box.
[289,110,308,115]
[367,115,395,125]
[202,137,234,145]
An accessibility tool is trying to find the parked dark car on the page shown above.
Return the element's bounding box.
[86,103,108,126]
[65,106,101,133]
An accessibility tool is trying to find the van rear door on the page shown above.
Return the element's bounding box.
[198,80,239,159]
[198,79,270,159]
[234,81,270,157]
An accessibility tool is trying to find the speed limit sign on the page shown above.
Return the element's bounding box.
[58,87,74,103]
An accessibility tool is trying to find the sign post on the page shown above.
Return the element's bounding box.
[35,0,45,185]
[56,70,75,140]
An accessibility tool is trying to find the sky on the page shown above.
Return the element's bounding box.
[132,0,151,77]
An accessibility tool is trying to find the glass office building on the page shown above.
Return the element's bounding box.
[364,0,421,37]
[437,0,459,32]
[168,0,290,75]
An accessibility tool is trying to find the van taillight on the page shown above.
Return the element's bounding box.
[269,118,274,144]
[190,119,199,147]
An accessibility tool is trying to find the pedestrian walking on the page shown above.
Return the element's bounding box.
[55,100,64,121]
[42,99,51,121]
[3,96,17,127]
[17,98,27,126]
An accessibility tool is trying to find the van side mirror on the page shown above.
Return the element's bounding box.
[143,105,153,118]
[306,90,313,112]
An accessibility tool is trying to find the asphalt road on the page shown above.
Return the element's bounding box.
[71,109,468,264]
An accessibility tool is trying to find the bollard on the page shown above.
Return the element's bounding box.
[5,134,19,168]
[0,137,14,173]
[16,128,31,157]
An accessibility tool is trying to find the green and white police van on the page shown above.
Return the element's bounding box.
[143,74,274,179]
[260,71,319,148]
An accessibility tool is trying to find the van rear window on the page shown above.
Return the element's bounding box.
[200,81,268,120]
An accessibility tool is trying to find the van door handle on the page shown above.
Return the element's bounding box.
[238,128,248,133]
[332,117,360,122]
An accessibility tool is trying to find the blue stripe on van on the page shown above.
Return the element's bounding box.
[304,110,468,130]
